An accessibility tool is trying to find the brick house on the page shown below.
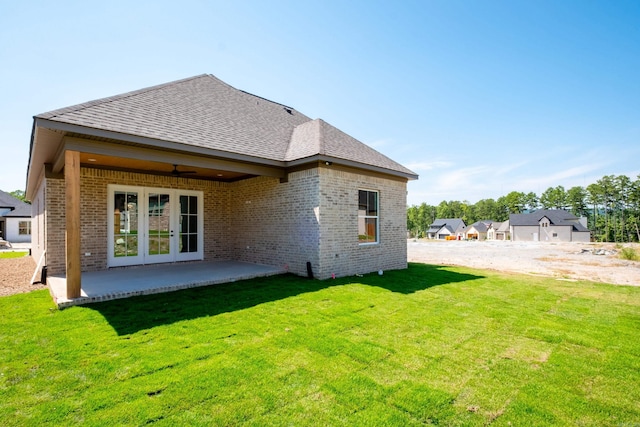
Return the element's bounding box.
[25,74,418,299]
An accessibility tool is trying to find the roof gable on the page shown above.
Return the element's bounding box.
[3,203,31,217]
[34,74,417,179]
[429,218,466,232]
[468,221,494,233]
[509,209,589,232]
[37,74,311,162]
[286,119,416,175]
[0,190,27,209]
[0,190,30,217]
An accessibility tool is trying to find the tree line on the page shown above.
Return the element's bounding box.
[407,174,640,242]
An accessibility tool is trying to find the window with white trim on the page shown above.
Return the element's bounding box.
[19,221,31,235]
[358,189,379,244]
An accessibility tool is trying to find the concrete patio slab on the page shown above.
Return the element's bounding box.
[48,261,286,308]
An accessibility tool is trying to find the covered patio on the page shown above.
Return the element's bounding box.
[48,261,286,308]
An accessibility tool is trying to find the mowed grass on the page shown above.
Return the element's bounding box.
[0,251,29,259]
[1,264,639,426]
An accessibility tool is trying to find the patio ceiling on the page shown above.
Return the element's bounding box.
[78,152,253,182]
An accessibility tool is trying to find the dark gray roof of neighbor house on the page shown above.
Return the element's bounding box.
[3,203,31,217]
[510,209,589,232]
[497,220,510,232]
[0,190,19,207]
[35,74,417,179]
[0,190,31,217]
[468,221,494,233]
[428,218,466,233]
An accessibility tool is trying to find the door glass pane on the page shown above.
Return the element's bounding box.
[113,191,138,257]
[179,195,198,253]
[148,193,171,255]
[180,195,188,214]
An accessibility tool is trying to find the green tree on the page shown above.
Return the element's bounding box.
[598,175,616,242]
[523,192,539,212]
[615,175,631,242]
[502,191,526,214]
[474,198,507,221]
[540,186,567,210]
[407,203,437,238]
[566,186,588,218]
[436,200,464,220]
[9,190,27,203]
[407,205,419,236]
[629,175,640,241]
[586,181,605,241]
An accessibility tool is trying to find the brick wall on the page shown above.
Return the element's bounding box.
[44,165,407,279]
[228,170,321,277]
[44,175,66,275]
[317,166,408,279]
[45,168,233,274]
[227,166,408,279]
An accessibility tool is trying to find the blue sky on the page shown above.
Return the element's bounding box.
[1,0,638,206]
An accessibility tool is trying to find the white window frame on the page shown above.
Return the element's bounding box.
[18,221,31,235]
[107,185,204,267]
[358,189,379,245]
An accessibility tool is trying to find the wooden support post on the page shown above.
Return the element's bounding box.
[65,150,81,298]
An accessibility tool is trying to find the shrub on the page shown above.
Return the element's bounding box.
[619,247,639,261]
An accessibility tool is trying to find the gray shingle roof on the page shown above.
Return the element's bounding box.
[0,190,30,217]
[36,74,417,178]
[497,221,510,232]
[428,218,466,233]
[3,203,31,217]
[468,221,494,233]
[510,209,589,232]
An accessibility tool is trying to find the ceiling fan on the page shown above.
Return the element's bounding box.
[171,164,197,176]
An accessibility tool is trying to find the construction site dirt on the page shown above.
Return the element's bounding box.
[408,240,640,287]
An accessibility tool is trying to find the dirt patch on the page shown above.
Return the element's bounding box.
[0,254,47,297]
[408,240,640,286]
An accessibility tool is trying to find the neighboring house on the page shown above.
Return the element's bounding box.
[426,218,466,240]
[510,210,590,242]
[486,221,503,240]
[0,190,32,243]
[494,221,511,241]
[465,220,495,240]
[25,74,418,299]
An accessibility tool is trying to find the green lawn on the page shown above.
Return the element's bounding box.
[1,264,639,426]
[0,251,29,259]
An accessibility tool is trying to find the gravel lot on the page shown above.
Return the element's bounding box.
[1,241,638,298]
[408,239,640,286]
[0,253,46,297]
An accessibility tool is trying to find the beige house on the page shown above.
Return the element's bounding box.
[490,221,510,241]
[26,74,417,300]
[465,221,494,240]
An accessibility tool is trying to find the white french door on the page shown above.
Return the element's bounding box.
[108,185,203,267]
